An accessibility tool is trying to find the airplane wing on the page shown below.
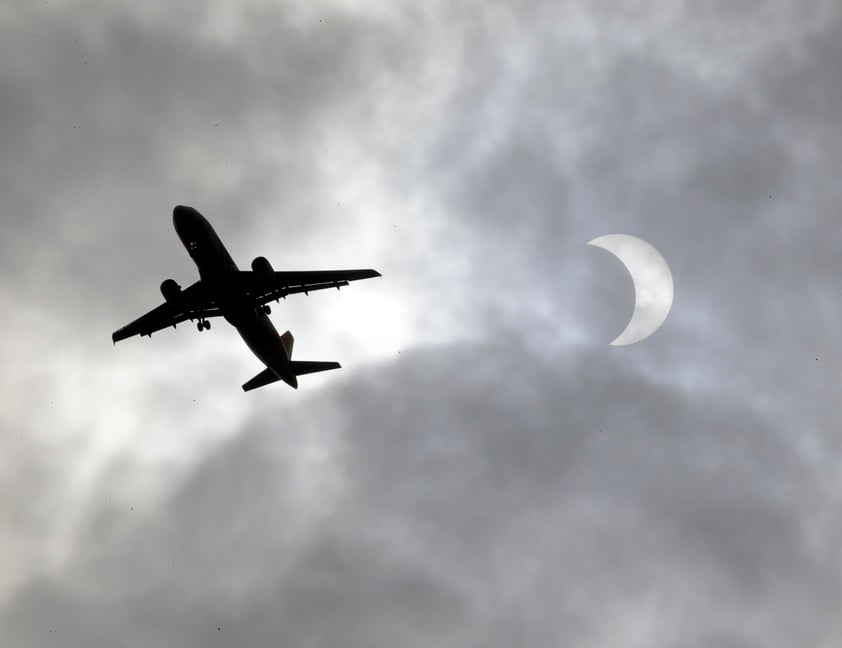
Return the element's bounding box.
[238,269,381,306]
[112,281,220,343]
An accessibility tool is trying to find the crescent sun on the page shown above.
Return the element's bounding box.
[587,234,674,346]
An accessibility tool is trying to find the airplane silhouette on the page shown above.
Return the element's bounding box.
[112,205,380,391]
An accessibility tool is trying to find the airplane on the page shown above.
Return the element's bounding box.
[112,205,381,391]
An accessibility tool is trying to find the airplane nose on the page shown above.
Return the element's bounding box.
[173,205,200,233]
[173,204,192,222]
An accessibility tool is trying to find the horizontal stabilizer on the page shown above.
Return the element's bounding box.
[289,361,341,376]
[242,367,281,392]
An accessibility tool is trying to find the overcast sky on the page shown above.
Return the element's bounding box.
[2,1,842,646]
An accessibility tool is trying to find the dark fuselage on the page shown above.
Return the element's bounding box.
[172,205,299,387]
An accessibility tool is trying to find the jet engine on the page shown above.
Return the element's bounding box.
[252,256,275,291]
[251,256,274,277]
[160,278,182,304]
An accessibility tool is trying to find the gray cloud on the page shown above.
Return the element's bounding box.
[3,342,839,646]
[2,1,842,646]
[0,3,412,311]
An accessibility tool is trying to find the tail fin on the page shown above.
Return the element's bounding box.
[280,330,294,358]
[241,331,340,392]
[289,361,341,376]
[283,330,339,376]
[242,367,281,392]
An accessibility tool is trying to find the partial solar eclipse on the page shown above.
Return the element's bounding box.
[587,234,673,346]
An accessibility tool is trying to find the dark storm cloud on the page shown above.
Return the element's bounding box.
[3,342,839,646]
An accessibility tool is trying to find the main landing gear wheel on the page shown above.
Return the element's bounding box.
[197,319,211,331]
[262,305,271,315]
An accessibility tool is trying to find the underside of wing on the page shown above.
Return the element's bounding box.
[112,281,219,343]
[239,268,381,306]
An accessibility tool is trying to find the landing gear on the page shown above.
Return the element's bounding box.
[197,319,211,332]
[262,305,271,315]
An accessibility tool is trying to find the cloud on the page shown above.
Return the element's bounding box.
[2,341,839,646]
[3,1,842,646]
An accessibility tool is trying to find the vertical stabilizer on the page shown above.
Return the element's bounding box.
[280,330,294,359]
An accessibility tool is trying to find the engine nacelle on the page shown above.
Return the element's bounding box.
[251,256,274,276]
[251,256,274,289]
[160,278,182,304]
